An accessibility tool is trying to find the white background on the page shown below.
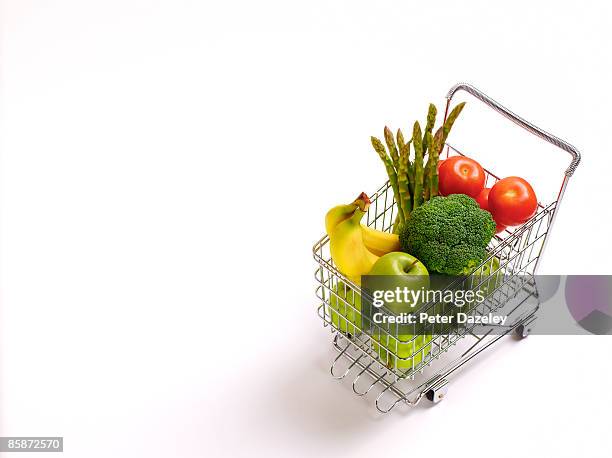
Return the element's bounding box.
[1,1,611,457]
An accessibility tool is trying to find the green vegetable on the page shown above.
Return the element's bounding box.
[371,136,405,226]
[422,103,437,157]
[412,121,424,210]
[396,128,406,155]
[399,194,496,275]
[398,138,411,220]
[406,139,414,196]
[430,128,444,197]
[440,102,466,146]
[369,102,466,227]
[396,128,411,197]
[423,131,434,202]
[427,102,465,198]
[384,126,400,170]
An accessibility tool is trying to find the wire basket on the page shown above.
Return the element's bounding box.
[312,83,581,413]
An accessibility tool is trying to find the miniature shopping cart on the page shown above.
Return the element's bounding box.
[312,83,581,413]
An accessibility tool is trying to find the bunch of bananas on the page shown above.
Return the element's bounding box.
[324,192,399,336]
[325,192,400,285]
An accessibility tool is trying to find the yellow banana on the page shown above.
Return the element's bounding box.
[325,203,357,236]
[361,225,400,257]
[327,193,378,285]
[325,194,400,258]
[325,192,371,236]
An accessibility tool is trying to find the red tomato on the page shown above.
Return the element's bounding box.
[494,222,507,234]
[488,177,537,226]
[475,188,491,211]
[438,156,485,197]
[475,187,507,233]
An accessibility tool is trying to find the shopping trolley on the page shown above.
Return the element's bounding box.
[312,83,581,413]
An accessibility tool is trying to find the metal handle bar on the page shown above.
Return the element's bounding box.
[446,83,581,177]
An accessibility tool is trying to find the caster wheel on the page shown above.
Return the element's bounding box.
[515,323,532,339]
[426,379,449,403]
[515,325,528,339]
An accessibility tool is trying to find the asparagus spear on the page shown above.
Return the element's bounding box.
[430,128,444,197]
[396,128,406,152]
[412,121,424,210]
[371,136,405,226]
[396,128,413,198]
[428,102,466,197]
[393,128,412,227]
[398,139,412,221]
[404,138,414,196]
[422,103,437,157]
[384,126,400,170]
[423,131,434,201]
[441,102,466,145]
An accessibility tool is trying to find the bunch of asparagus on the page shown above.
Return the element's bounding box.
[371,102,466,232]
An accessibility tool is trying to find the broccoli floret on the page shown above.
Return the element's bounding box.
[399,194,496,275]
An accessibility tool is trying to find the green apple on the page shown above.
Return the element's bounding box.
[329,281,362,337]
[365,252,432,372]
[425,256,503,333]
[374,334,433,373]
[368,252,429,276]
[368,252,430,304]
[472,256,501,299]
[450,256,502,316]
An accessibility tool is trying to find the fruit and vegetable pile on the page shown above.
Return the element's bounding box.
[323,101,539,369]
